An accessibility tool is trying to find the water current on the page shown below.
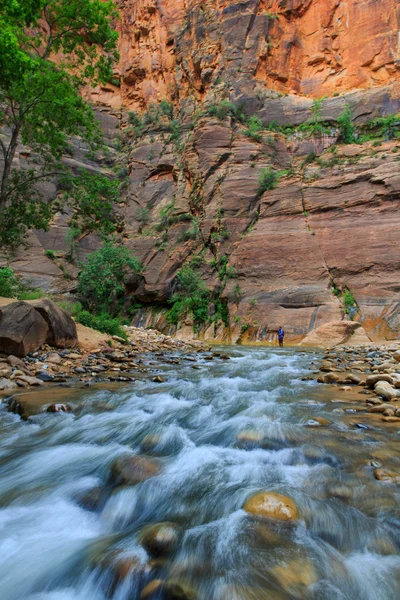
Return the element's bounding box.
[0,348,399,600]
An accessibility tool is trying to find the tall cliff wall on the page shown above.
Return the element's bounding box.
[3,1,400,342]
[95,0,400,109]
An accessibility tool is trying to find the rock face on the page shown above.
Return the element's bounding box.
[301,321,370,347]
[111,0,400,108]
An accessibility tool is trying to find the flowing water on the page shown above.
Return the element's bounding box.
[0,348,399,600]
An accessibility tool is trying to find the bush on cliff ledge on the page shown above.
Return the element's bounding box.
[258,168,279,195]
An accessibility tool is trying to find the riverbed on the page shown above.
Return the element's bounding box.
[0,348,399,600]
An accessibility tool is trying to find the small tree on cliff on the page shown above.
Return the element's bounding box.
[0,0,119,246]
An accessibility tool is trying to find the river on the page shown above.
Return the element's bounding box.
[0,348,399,600]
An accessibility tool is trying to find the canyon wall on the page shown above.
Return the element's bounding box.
[3,0,400,342]
[95,0,400,109]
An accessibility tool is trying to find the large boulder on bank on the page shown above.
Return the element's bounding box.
[0,302,49,357]
[27,299,77,349]
[300,321,370,347]
[0,299,77,357]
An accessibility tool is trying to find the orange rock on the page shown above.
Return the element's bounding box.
[243,491,299,521]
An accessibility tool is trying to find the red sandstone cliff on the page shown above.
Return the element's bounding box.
[95,0,400,109]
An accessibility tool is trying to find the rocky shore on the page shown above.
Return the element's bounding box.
[311,342,400,430]
[0,324,232,419]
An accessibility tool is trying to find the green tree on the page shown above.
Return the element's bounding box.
[77,243,143,315]
[337,105,355,143]
[62,169,121,238]
[167,266,210,329]
[0,0,119,246]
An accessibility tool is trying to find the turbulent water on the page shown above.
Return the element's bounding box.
[0,348,400,600]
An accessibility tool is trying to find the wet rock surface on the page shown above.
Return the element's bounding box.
[312,341,400,431]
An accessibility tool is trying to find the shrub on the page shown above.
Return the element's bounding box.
[258,167,279,194]
[0,266,20,297]
[45,249,56,259]
[178,218,200,242]
[135,207,151,224]
[206,100,237,121]
[343,288,357,315]
[18,290,44,300]
[245,115,264,142]
[160,100,174,119]
[128,111,142,127]
[56,300,83,317]
[78,243,142,315]
[76,310,128,340]
[337,105,355,143]
[167,266,210,330]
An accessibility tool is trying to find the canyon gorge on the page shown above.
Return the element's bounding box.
[2,0,400,343]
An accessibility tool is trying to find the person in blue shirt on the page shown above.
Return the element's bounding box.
[278,326,285,347]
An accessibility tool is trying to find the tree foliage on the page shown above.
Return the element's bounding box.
[337,105,355,144]
[77,243,143,315]
[167,266,210,329]
[0,0,119,246]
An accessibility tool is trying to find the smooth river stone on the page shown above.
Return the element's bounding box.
[243,492,299,521]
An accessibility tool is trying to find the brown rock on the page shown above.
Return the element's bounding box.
[138,522,181,557]
[110,454,161,486]
[0,302,49,357]
[374,381,400,400]
[243,492,299,521]
[141,580,164,600]
[305,417,331,427]
[365,374,394,388]
[317,372,339,384]
[301,321,370,347]
[0,377,18,391]
[27,299,78,349]
[46,403,72,413]
[16,375,43,386]
[374,468,400,484]
[47,352,62,365]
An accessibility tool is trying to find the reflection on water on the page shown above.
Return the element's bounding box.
[0,348,399,600]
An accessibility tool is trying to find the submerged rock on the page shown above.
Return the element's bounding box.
[374,468,400,484]
[139,522,181,557]
[110,454,161,486]
[244,492,299,521]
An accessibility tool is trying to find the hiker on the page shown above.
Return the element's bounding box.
[278,326,285,347]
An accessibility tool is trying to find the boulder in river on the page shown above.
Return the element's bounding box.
[141,580,164,600]
[243,492,299,521]
[110,454,161,486]
[374,468,400,484]
[139,522,181,557]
